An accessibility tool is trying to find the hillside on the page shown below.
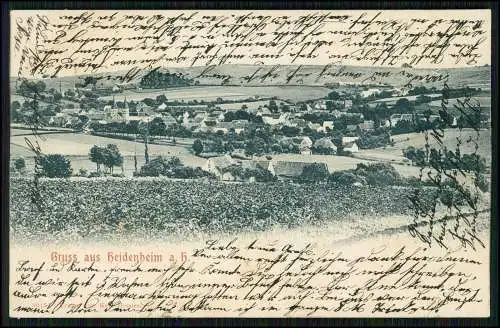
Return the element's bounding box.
[10,64,491,91]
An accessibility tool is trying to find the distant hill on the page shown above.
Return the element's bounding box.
[10,64,491,91]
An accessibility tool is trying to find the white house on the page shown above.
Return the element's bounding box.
[299,136,313,155]
[343,141,359,153]
[317,121,334,132]
[262,113,289,126]
[314,100,327,110]
[358,120,375,131]
[157,102,168,111]
[360,88,381,98]
[342,136,359,144]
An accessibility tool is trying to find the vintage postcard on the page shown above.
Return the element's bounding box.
[8,9,493,318]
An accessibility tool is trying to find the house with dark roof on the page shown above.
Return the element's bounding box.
[202,155,238,180]
[313,137,337,154]
[268,161,329,181]
[241,160,271,171]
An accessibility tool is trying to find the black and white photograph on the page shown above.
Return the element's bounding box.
[6,8,494,318]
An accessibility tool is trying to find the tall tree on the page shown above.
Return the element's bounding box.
[193,139,204,155]
[89,145,105,172]
[102,144,123,174]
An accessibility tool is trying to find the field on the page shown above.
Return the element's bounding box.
[13,64,490,88]
[9,177,491,244]
[10,130,424,178]
[10,127,491,181]
[217,100,282,111]
[10,130,195,156]
[7,177,424,242]
[10,130,203,175]
[428,96,492,114]
[99,85,331,103]
[10,129,449,179]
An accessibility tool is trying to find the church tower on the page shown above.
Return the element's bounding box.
[123,96,130,122]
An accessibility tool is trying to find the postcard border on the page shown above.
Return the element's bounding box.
[1,1,498,327]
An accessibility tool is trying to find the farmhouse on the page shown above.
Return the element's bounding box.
[256,107,272,116]
[262,113,289,126]
[287,118,308,129]
[48,114,68,127]
[212,120,249,135]
[168,105,209,112]
[343,141,359,153]
[390,113,415,125]
[202,155,238,180]
[135,102,154,114]
[308,122,322,131]
[161,113,178,126]
[209,110,226,122]
[344,99,353,109]
[314,100,327,110]
[157,102,168,111]
[231,149,250,160]
[313,137,337,153]
[346,124,358,132]
[269,161,329,181]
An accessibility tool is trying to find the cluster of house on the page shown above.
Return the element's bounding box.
[202,155,330,182]
[47,107,84,128]
[76,80,136,95]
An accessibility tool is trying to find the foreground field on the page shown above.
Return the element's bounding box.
[10,177,490,245]
[8,178,420,242]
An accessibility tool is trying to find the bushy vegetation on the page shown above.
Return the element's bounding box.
[139,68,194,89]
[358,130,392,149]
[329,162,404,187]
[9,178,421,241]
[40,154,73,178]
[402,146,488,173]
[135,156,214,179]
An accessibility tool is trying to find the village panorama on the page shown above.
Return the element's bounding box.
[9,64,492,242]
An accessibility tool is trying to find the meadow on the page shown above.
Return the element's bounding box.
[11,130,424,178]
[12,129,472,180]
[99,85,332,103]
